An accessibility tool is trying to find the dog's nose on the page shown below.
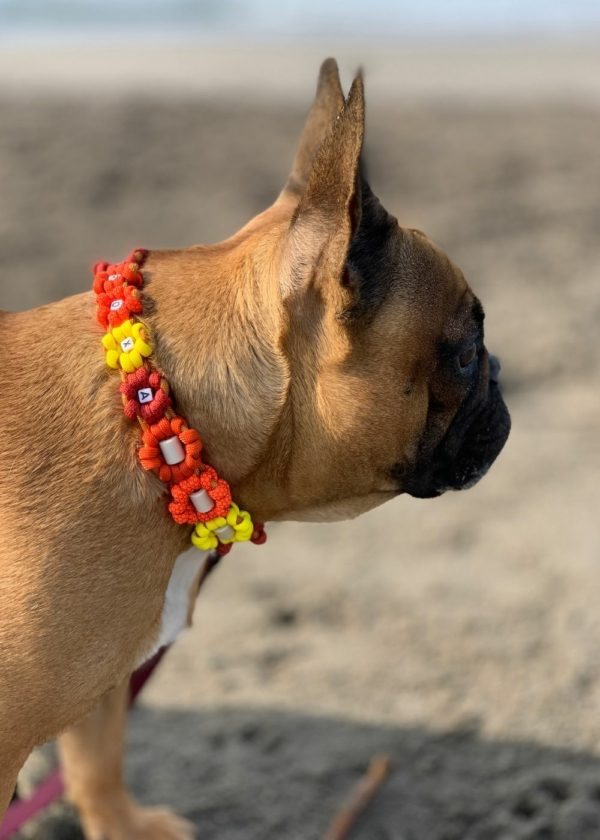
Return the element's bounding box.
[489,354,501,384]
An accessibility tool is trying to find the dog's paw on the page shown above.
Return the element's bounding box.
[85,802,196,840]
[127,805,196,840]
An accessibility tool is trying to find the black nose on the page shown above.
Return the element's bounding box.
[489,354,501,384]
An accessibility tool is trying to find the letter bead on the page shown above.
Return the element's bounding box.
[137,388,153,404]
[159,436,185,465]
[120,337,134,352]
[110,299,124,311]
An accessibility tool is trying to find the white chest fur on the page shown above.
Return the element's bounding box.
[137,551,209,666]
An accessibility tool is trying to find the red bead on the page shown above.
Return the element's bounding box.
[217,543,233,557]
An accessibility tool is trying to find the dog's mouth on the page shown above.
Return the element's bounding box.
[396,356,511,500]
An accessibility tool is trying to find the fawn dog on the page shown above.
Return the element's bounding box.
[0,60,510,838]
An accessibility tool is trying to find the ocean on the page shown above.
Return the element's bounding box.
[1,0,600,42]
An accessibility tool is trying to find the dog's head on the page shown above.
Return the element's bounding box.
[238,60,509,521]
[149,59,510,523]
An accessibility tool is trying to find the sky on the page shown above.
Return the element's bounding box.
[1,0,600,40]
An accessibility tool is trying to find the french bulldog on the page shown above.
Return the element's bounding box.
[0,59,509,838]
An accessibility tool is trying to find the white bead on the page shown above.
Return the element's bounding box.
[137,388,153,404]
[215,524,235,541]
[159,436,185,465]
[189,489,215,514]
[108,273,120,281]
[110,299,123,311]
[120,337,134,352]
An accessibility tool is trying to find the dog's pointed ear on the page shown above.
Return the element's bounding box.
[282,72,365,299]
[280,58,345,201]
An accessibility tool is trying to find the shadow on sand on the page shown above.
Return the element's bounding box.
[18,705,600,840]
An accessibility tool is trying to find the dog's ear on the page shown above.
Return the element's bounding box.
[280,58,345,201]
[281,72,364,300]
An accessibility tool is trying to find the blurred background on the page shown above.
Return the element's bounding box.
[2,2,600,838]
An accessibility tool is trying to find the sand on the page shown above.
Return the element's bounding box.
[2,42,599,839]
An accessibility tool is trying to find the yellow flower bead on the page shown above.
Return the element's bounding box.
[191,524,218,551]
[234,517,254,542]
[191,505,255,551]
[102,319,153,371]
[204,516,227,532]
[226,504,254,543]
[225,504,240,526]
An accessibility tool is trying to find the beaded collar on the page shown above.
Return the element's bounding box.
[93,249,266,557]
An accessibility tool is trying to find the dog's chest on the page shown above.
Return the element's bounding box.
[140,551,209,664]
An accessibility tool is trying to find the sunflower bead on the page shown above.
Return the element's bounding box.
[191,522,219,551]
[226,504,254,542]
[102,319,153,371]
[191,504,254,550]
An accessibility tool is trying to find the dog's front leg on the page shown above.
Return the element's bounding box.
[58,679,195,840]
[0,751,28,820]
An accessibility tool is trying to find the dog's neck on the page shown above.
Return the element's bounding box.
[140,221,291,500]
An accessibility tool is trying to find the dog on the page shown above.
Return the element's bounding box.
[0,59,510,838]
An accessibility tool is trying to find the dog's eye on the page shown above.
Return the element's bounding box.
[458,343,477,370]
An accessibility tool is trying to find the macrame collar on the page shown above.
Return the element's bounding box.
[93,249,266,557]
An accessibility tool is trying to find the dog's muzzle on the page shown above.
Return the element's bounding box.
[401,355,511,499]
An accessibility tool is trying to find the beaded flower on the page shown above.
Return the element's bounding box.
[93,261,144,295]
[120,369,171,424]
[97,283,143,329]
[168,468,231,525]
[138,416,203,483]
[102,319,152,372]
[191,504,254,551]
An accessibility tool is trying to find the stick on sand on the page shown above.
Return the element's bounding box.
[323,754,392,840]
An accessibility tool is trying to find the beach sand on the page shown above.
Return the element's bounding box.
[2,42,599,839]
